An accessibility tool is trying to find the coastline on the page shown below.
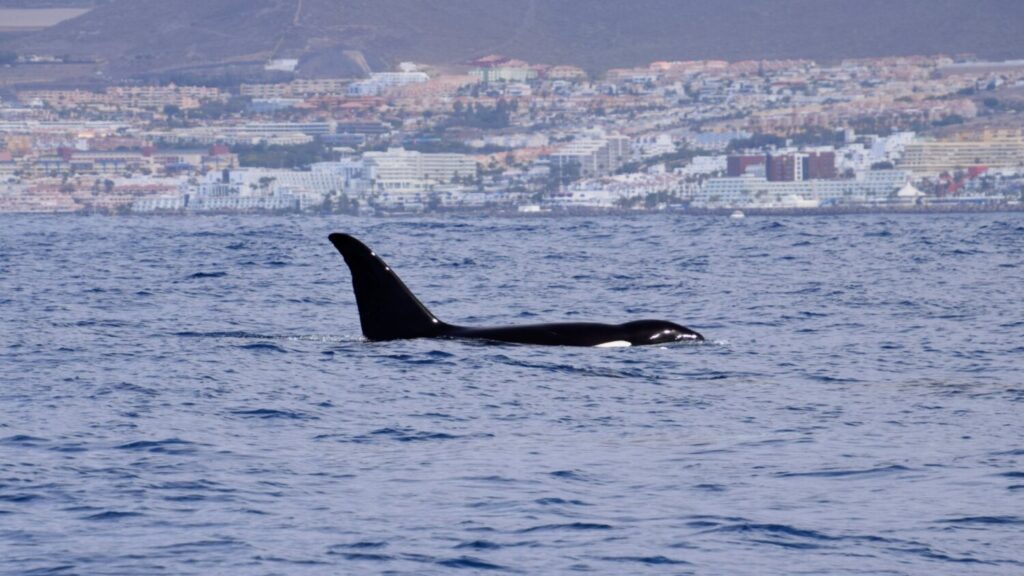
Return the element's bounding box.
[2,203,1022,218]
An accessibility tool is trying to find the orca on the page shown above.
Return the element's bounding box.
[328,233,703,347]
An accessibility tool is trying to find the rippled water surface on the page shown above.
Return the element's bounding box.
[2,213,1023,575]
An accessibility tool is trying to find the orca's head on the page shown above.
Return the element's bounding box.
[622,320,704,345]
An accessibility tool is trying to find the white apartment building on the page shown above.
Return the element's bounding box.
[224,122,335,136]
[553,172,702,208]
[695,170,912,208]
[363,148,477,184]
[131,194,186,212]
[676,155,728,177]
[632,134,677,160]
[470,67,538,84]
[347,72,430,96]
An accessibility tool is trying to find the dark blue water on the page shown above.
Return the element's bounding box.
[1,213,1023,575]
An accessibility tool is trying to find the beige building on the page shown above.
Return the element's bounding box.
[898,130,1024,175]
[241,79,351,98]
[551,134,630,177]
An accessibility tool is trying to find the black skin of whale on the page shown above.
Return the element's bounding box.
[328,233,703,347]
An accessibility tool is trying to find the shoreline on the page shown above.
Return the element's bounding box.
[1,204,1022,218]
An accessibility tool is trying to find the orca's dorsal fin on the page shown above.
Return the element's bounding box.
[328,233,446,341]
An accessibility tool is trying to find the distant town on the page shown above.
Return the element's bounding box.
[2,53,1024,215]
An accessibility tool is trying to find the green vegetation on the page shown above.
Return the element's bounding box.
[616,147,699,174]
[726,127,844,152]
[726,133,786,152]
[788,126,845,147]
[981,97,1024,113]
[616,190,681,209]
[932,114,965,127]
[448,99,517,129]
[403,139,510,155]
[191,96,252,120]
[318,191,360,215]
[235,141,332,169]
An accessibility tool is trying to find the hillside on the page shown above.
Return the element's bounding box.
[2,0,1024,83]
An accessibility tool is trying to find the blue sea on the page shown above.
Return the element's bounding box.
[1,213,1023,575]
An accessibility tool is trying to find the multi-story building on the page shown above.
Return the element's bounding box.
[550,134,630,178]
[225,121,335,137]
[727,155,765,177]
[347,72,430,96]
[364,148,477,184]
[0,183,78,213]
[766,153,802,182]
[545,66,587,81]
[241,79,351,98]
[470,66,538,84]
[696,170,912,208]
[751,151,836,181]
[803,151,837,180]
[898,130,1024,176]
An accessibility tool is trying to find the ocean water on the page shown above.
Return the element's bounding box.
[1,213,1022,575]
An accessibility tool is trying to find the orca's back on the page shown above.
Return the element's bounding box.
[328,234,445,341]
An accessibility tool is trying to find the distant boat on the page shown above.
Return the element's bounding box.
[730,210,746,219]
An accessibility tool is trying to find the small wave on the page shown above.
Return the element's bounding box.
[517,522,613,533]
[330,541,388,550]
[938,515,1024,525]
[707,522,832,540]
[0,493,42,503]
[598,555,690,565]
[251,555,329,566]
[83,510,144,521]
[175,330,277,339]
[231,408,313,420]
[693,483,727,492]
[0,435,48,445]
[535,497,589,506]
[455,540,502,550]
[896,546,994,565]
[109,382,158,396]
[285,334,354,343]
[22,565,76,574]
[339,427,485,443]
[484,355,659,380]
[436,556,506,570]
[158,538,248,550]
[333,552,393,561]
[186,271,227,279]
[382,353,456,366]
[186,231,228,238]
[238,342,288,353]
[776,464,911,478]
[548,469,591,481]
[116,438,196,453]
[149,479,232,492]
